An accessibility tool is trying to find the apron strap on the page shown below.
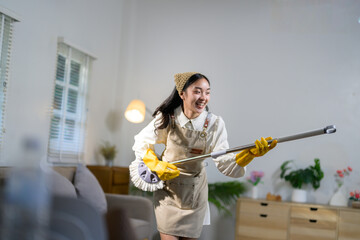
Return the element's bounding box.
[200,112,212,138]
[170,114,175,129]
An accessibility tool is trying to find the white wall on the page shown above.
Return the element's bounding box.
[115,1,360,239]
[0,0,126,165]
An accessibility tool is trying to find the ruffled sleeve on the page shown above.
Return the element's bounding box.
[132,113,168,160]
[129,114,168,191]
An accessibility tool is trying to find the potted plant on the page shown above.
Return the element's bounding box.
[349,190,360,208]
[329,167,352,206]
[247,171,264,199]
[100,141,117,167]
[208,181,247,215]
[280,158,324,202]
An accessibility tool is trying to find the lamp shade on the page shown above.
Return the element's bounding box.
[125,99,146,123]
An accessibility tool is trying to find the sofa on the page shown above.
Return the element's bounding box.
[0,165,154,240]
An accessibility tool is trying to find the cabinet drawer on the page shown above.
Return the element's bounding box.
[236,211,288,240]
[338,210,360,240]
[289,219,337,240]
[290,206,337,240]
[111,185,129,194]
[240,200,290,217]
[291,206,337,222]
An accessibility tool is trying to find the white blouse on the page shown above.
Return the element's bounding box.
[132,106,245,178]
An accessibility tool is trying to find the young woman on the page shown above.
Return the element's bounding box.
[131,72,277,240]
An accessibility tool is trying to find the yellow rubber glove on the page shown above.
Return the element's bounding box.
[236,137,277,167]
[143,149,180,181]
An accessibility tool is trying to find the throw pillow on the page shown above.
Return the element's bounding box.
[74,164,107,214]
[45,169,77,198]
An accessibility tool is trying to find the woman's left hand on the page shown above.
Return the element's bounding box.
[235,137,277,167]
[249,137,277,157]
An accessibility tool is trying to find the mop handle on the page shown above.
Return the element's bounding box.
[172,125,336,165]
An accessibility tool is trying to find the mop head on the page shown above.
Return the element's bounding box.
[129,159,164,192]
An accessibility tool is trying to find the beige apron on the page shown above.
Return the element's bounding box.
[153,113,213,238]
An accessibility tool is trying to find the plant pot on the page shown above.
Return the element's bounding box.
[291,189,307,203]
[352,201,360,209]
[105,159,113,167]
[251,186,258,199]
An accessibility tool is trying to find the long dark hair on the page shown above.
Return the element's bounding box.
[153,73,210,131]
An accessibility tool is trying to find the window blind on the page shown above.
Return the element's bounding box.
[47,42,92,163]
[0,12,16,155]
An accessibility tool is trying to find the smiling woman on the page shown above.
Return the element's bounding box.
[179,77,211,119]
[129,72,277,240]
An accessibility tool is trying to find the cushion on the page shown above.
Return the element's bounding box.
[74,164,107,214]
[52,166,76,182]
[45,169,77,198]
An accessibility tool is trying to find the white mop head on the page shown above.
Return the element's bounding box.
[129,159,164,192]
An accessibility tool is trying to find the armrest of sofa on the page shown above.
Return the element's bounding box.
[105,193,153,223]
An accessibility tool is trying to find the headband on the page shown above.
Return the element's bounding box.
[174,72,198,95]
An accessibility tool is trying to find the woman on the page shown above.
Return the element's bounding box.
[131,72,277,240]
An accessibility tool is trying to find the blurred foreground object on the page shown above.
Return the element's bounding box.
[1,167,50,240]
[49,195,107,240]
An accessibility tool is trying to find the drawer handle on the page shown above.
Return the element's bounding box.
[260,214,268,218]
[260,202,268,206]
[309,219,317,223]
[310,207,318,211]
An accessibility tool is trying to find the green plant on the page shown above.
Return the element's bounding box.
[280,158,324,190]
[100,141,117,160]
[208,181,247,216]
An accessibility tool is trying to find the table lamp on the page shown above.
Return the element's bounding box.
[124,99,152,123]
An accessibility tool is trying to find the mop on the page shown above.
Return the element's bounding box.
[130,125,336,192]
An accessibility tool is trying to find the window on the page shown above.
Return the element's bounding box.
[0,9,18,154]
[47,40,94,163]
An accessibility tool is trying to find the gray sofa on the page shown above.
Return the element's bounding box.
[106,193,154,240]
[0,166,154,240]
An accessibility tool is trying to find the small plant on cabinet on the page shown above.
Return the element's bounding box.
[100,141,117,166]
[280,158,324,190]
[247,171,264,186]
[349,190,360,201]
[334,166,352,189]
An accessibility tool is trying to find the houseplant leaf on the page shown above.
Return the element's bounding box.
[280,158,324,191]
[208,181,247,216]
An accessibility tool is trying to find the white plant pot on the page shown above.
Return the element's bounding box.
[251,186,258,199]
[105,159,113,167]
[291,189,307,203]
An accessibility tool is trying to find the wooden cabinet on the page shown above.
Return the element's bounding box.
[236,198,360,240]
[338,210,360,240]
[87,165,130,194]
[236,199,289,240]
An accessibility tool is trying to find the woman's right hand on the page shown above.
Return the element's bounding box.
[143,149,180,181]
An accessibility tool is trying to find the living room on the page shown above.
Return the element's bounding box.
[0,0,359,240]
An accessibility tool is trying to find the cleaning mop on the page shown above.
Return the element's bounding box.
[130,125,336,192]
